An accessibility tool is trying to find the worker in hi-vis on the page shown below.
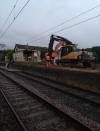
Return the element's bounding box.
[46,55,51,68]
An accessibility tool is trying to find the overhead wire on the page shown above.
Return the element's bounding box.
[0,0,19,33]
[27,4,100,43]
[54,14,100,34]
[0,3,100,44]
[29,14,100,43]
[0,0,31,39]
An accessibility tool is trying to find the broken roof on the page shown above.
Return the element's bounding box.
[15,44,41,50]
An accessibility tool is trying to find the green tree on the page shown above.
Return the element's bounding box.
[4,50,14,61]
[92,46,100,62]
[86,48,92,52]
[86,46,100,62]
[40,47,48,59]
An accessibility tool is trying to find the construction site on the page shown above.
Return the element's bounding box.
[0,0,100,131]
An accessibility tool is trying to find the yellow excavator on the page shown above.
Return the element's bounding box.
[46,35,92,67]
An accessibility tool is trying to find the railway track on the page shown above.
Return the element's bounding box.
[0,70,91,131]
[0,68,100,130]
[16,71,100,106]
[0,90,22,131]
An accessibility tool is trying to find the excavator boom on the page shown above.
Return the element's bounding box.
[46,34,92,67]
[48,35,73,58]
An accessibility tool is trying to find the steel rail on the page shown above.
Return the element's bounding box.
[16,71,100,106]
[0,88,28,131]
[21,70,100,95]
[0,69,93,131]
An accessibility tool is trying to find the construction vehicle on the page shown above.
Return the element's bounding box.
[46,35,92,67]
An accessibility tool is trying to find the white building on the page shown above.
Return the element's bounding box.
[13,44,41,62]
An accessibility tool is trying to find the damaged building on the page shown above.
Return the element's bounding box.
[13,44,41,62]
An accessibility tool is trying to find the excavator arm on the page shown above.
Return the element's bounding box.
[46,34,92,67]
[48,35,73,58]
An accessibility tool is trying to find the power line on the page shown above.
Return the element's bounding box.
[29,14,100,43]
[54,14,100,33]
[0,0,19,33]
[28,4,100,42]
[0,0,31,39]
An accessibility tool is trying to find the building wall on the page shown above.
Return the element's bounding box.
[36,50,41,62]
[13,51,25,62]
[37,50,41,62]
[32,50,41,62]
[13,47,41,62]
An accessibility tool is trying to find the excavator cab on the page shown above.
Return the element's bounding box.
[61,45,77,57]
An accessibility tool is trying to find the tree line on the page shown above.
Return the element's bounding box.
[86,46,100,63]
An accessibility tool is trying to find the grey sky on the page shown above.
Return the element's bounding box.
[0,0,100,49]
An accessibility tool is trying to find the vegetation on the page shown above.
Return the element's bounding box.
[86,46,100,63]
[4,50,14,61]
[40,47,48,59]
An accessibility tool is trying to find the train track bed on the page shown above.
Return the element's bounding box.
[0,71,90,131]
[8,63,100,94]
[13,71,100,122]
[18,71,100,105]
[0,89,21,131]
[0,69,100,130]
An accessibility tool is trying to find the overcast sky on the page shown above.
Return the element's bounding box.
[0,0,100,49]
